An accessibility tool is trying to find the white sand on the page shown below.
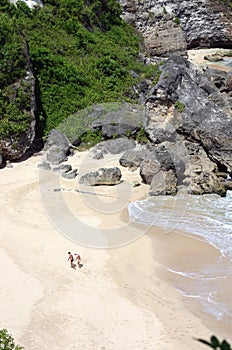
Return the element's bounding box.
[0,150,216,349]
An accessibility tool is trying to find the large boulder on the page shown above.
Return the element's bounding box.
[79,167,122,186]
[43,129,71,165]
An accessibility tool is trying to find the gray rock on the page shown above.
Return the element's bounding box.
[225,70,232,91]
[6,160,13,168]
[37,161,51,170]
[44,129,71,165]
[61,169,78,179]
[149,170,177,196]
[140,157,161,185]
[105,138,136,154]
[93,151,104,160]
[79,167,122,186]
[119,145,151,170]
[119,0,232,54]
[53,164,72,174]
[58,102,145,145]
[146,54,232,176]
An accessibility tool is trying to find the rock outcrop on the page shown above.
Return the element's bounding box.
[119,0,232,56]
[144,54,232,195]
[0,68,37,161]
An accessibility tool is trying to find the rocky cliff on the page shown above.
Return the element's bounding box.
[118,0,232,57]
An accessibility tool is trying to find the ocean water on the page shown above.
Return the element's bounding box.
[128,191,232,328]
[128,191,232,257]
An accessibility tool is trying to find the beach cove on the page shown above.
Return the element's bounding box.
[0,149,231,350]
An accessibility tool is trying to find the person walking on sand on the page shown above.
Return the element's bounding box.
[74,253,82,268]
[67,252,75,269]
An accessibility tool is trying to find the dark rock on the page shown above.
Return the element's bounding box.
[204,54,223,62]
[225,71,232,91]
[149,169,177,196]
[44,129,71,165]
[53,164,72,174]
[61,169,78,179]
[79,167,122,186]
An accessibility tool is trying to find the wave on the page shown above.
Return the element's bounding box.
[128,191,232,259]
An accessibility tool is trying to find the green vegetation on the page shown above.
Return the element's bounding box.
[0,0,162,142]
[197,335,231,349]
[174,100,185,113]
[173,16,180,25]
[78,129,103,148]
[136,127,149,144]
[0,329,24,350]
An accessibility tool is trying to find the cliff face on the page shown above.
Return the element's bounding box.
[118,0,232,56]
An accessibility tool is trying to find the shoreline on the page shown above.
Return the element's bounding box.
[149,227,232,340]
[0,151,231,349]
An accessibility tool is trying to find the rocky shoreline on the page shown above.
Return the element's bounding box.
[34,50,232,198]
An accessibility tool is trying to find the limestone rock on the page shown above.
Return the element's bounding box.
[149,169,177,196]
[145,54,232,176]
[119,0,232,54]
[79,167,122,186]
[140,157,160,185]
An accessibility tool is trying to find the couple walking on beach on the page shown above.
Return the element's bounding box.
[67,252,83,269]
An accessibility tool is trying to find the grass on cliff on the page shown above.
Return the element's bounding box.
[0,0,161,140]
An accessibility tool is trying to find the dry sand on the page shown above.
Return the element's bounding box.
[0,148,227,350]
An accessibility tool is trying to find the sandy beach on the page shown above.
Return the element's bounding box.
[1,148,230,350]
